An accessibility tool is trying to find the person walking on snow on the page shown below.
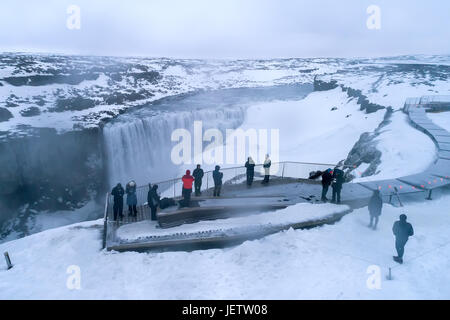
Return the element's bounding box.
[262,154,272,184]
[181,170,195,207]
[147,184,160,221]
[245,157,256,187]
[126,180,138,217]
[331,166,345,204]
[213,165,223,197]
[368,189,383,230]
[321,169,333,202]
[111,183,124,221]
[392,214,414,264]
[193,164,204,196]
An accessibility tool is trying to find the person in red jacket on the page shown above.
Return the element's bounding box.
[181,170,195,207]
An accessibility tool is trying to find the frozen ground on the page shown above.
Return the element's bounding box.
[1,194,450,299]
[116,202,349,241]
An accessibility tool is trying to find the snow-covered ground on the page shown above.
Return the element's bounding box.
[116,202,349,241]
[2,195,450,299]
[354,111,436,182]
[428,111,450,132]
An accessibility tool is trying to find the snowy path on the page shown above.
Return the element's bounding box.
[2,195,450,299]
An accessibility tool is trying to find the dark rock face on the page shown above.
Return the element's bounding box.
[313,78,339,91]
[20,107,41,117]
[344,107,394,180]
[2,73,100,86]
[0,128,106,238]
[0,107,13,122]
[50,97,98,112]
[313,78,386,114]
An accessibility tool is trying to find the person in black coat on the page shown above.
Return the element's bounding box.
[147,184,160,221]
[392,214,414,264]
[193,164,204,196]
[331,167,345,204]
[213,165,223,197]
[368,190,383,230]
[245,157,256,187]
[321,169,333,202]
[111,183,124,221]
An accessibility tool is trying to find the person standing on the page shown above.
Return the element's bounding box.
[126,180,138,217]
[245,157,256,187]
[262,154,272,184]
[368,190,383,230]
[193,164,204,196]
[331,167,345,204]
[147,184,160,221]
[181,170,195,207]
[321,169,333,202]
[111,183,124,221]
[392,214,414,264]
[213,165,223,197]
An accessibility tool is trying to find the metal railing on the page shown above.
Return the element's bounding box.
[103,161,354,224]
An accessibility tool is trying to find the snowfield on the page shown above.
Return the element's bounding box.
[2,196,450,300]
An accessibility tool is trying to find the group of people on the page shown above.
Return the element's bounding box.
[245,154,272,187]
[111,180,160,222]
[319,166,345,204]
[180,164,225,207]
[317,166,414,264]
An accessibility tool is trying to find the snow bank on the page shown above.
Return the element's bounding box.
[2,194,450,299]
[354,111,436,182]
[116,202,350,241]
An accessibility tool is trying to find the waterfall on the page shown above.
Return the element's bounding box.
[103,84,313,188]
[103,107,247,187]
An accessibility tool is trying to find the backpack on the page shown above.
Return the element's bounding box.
[159,197,176,209]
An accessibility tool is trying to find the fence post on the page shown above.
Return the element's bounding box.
[173,181,176,198]
[4,252,13,270]
[102,192,109,250]
[206,174,209,190]
[281,163,286,179]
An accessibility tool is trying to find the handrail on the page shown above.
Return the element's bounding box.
[116,160,354,194]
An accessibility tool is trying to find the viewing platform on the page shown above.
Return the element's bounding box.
[102,96,450,252]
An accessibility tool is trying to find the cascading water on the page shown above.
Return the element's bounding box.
[103,84,313,188]
[103,107,246,187]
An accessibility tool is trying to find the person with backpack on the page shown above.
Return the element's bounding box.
[321,169,333,202]
[126,180,138,217]
[245,157,256,187]
[147,184,160,221]
[213,165,223,197]
[193,164,204,196]
[392,214,414,264]
[261,154,272,184]
[181,170,195,207]
[111,183,124,221]
[331,166,345,204]
[368,190,383,230]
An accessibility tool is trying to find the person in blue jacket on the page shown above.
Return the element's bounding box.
[126,180,138,217]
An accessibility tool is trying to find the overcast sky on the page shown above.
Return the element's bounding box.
[1,0,449,59]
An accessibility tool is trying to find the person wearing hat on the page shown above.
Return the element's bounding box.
[331,166,345,204]
[261,154,272,185]
[245,157,256,187]
[392,214,414,264]
[193,164,204,196]
[147,183,160,221]
[213,165,223,197]
[321,169,333,202]
[181,170,195,207]
[368,190,383,230]
[111,183,125,221]
[126,180,138,217]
